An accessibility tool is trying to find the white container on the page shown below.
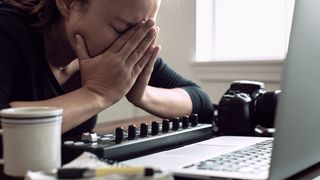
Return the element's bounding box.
[0,107,63,177]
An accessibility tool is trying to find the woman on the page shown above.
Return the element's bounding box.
[0,0,213,136]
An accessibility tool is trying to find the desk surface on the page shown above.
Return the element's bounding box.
[1,116,320,180]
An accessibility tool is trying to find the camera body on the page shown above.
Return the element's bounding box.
[216,80,281,136]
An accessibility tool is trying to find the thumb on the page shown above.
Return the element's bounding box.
[75,34,90,61]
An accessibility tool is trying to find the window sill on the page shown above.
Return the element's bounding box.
[191,60,284,83]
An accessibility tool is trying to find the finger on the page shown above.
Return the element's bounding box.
[108,21,146,53]
[131,45,160,78]
[119,19,155,59]
[75,34,90,60]
[138,45,161,77]
[151,27,160,46]
[131,46,154,77]
[146,45,161,71]
[126,27,157,67]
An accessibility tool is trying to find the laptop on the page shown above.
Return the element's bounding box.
[122,0,320,179]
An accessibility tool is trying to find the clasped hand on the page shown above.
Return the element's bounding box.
[74,19,160,108]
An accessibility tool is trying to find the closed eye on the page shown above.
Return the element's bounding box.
[114,27,130,36]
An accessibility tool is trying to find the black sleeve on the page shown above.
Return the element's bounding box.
[0,32,19,110]
[149,58,214,123]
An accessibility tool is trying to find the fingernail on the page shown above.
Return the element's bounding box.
[151,27,157,35]
[153,45,161,52]
[146,19,155,27]
[156,45,161,53]
[75,34,81,42]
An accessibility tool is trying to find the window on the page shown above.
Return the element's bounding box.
[196,0,295,61]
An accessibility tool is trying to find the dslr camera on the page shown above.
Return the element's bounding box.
[215,80,281,136]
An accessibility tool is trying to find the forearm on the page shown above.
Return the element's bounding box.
[9,87,110,133]
[136,86,193,119]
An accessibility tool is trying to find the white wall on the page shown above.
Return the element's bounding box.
[97,0,283,123]
[156,0,196,80]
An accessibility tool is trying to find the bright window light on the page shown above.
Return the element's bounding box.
[196,0,295,61]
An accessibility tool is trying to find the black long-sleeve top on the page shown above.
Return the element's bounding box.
[0,3,214,136]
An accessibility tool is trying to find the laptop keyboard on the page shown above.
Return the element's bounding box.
[183,139,273,174]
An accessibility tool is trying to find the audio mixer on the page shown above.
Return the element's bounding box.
[62,114,214,163]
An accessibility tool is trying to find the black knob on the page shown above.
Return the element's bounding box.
[128,125,136,140]
[182,115,189,129]
[140,123,148,137]
[190,114,199,127]
[172,117,180,131]
[151,121,160,135]
[162,119,170,132]
[115,127,124,143]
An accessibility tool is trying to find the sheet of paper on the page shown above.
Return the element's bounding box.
[25,152,173,180]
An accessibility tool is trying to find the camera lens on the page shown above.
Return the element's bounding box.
[255,90,281,128]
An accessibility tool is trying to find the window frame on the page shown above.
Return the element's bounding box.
[192,60,283,83]
[192,0,294,83]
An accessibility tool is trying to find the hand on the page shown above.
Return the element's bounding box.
[126,44,161,107]
[126,26,160,106]
[74,19,158,107]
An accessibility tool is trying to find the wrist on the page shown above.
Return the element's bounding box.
[79,87,112,110]
[129,87,150,109]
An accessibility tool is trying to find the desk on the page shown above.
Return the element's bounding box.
[1,116,320,180]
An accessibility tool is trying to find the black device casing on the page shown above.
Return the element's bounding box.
[216,80,280,136]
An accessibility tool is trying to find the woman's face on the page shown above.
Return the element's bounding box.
[65,0,160,57]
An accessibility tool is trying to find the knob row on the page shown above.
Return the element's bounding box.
[114,114,199,143]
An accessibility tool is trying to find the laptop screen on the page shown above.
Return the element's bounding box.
[269,0,320,179]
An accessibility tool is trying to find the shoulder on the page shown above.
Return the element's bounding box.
[0,2,27,27]
[0,2,37,41]
[0,2,44,69]
[0,2,42,56]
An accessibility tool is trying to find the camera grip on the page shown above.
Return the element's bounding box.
[218,93,256,135]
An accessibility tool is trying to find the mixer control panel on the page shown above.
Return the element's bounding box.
[62,114,213,163]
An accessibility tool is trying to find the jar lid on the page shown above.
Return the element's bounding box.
[0,107,63,124]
